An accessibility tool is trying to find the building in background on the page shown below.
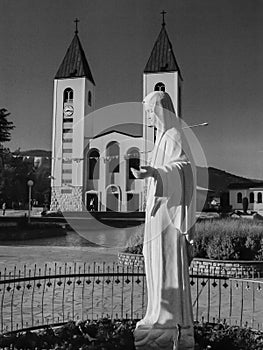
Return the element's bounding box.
[50,20,185,212]
[229,182,263,213]
[50,24,95,211]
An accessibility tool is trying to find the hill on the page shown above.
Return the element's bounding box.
[197,166,262,196]
[19,149,52,158]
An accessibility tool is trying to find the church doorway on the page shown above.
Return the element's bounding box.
[127,193,140,212]
[86,192,99,211]
[106,185,121,212]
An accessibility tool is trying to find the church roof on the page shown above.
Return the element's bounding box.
[93,123,143,139]
[144,24,182,79]
[228,182,263,190]
[55,34,95,84]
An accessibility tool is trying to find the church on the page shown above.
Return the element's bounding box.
[50,17,183,212]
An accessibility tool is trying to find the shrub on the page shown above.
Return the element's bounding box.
[124,224,144,255]
[0,319,137,350]
[201,219,263,260]
[1,320,263,349]
[124,219,263,261]
[195,323,263,350]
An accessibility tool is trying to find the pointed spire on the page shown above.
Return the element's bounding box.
[55,20,95,84]
[144,18,182,79]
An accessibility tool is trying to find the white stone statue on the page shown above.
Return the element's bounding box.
[132,91,196,350]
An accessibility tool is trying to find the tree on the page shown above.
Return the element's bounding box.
[0,108,15,171]
[0,150,34,207]
[0,108,15,144]
[0,149,52,208]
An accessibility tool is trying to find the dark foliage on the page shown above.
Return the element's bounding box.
[194,323,263,350]
[0,149,51,207]
[0,108,15,144]
[0,319,137,350]
[0,320,263,349]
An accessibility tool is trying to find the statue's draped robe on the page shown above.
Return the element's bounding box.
[135,127,196,349]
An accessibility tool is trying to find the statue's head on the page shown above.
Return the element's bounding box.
[143,91,179,132]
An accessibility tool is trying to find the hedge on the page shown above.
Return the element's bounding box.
[124,219,263,261]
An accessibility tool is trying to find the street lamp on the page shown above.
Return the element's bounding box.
[182,122,209,129]
[27,180,34,223]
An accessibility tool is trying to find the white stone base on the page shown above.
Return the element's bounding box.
[134,326,194,350]
[134,326,179,350]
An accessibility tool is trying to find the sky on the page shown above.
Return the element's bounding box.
[0,0,263,180]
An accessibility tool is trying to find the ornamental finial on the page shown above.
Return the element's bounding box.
[161,10,167,27]
[74,18,79,34]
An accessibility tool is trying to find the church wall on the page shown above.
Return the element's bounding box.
[85,132,145,212]
[51,78,93,211]
[84,80,96,140]
[51,80,63,187]
[51,78,86,186]
[143,72,180,115]
[51,186,83,212]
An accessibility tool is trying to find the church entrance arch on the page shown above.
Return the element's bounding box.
[86,191,99,211]
[106,185,121,212]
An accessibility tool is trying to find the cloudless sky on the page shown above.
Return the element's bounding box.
[0,0,263,179]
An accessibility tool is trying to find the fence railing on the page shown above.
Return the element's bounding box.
[190,265,263,330]
[1,262,263,334]
[0,262,146,333]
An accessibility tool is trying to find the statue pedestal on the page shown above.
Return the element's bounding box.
[134,326,179,350]
[134,325,194,350]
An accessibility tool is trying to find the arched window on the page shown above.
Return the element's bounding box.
[154,82,165,92]
[106,141,120,173]
[106,185,120,212]
[88,149,100,179]
[258,192,262,203]
[88,91,92,106]
[237,192,242,203]
[126,148,140,179]
[63,88,74,103]
[250,192,254,203]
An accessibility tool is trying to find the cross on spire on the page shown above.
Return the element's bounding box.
[74,18,79,34]
[161,10,167,27]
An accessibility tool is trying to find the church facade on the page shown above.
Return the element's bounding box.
[50,20,182,212]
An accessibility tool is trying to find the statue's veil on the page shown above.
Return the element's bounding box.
[143,91,186,161]
[143,91,196,236]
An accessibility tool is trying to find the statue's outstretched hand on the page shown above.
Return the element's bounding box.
[131,166,155,179]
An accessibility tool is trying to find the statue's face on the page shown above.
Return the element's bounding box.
[145,105,156,126]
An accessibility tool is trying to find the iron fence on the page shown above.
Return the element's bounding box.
[0,262,263,334]
[0,262,146,333]
[190,265,263,330]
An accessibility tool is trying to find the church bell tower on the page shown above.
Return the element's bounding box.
[51,20,95,211]
[143,13,182,151]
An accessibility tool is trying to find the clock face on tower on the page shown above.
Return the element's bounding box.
[64,105,74,117]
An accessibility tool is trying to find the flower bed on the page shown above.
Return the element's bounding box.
[1,319,263,349]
